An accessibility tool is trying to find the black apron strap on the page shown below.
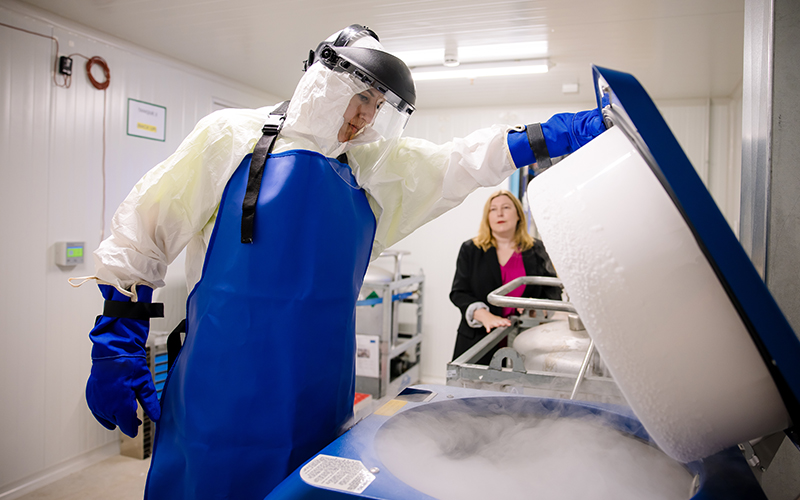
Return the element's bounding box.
[241,100,290,243]
[167,319,186,370]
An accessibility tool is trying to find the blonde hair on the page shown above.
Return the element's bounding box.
[473,190,534,252]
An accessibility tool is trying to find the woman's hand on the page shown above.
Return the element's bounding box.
[473,308,512,333]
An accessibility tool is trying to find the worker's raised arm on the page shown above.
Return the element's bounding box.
[350,103,606,259]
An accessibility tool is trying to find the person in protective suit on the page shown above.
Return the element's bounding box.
[81,24,607,499]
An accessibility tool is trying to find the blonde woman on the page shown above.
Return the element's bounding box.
[450,190,561,364]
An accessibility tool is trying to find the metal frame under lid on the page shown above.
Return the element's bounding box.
[590,65,800,437]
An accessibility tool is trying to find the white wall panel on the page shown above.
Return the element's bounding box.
[0,9,52,489]
[44,27,117,471]
[709,96,744,233]
[659,99,711,183]
[0,2,280,496]
[728,85,743,234]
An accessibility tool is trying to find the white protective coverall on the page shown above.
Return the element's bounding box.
[94,63,520,292]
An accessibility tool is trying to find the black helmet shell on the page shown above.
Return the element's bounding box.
[317,45,416,113]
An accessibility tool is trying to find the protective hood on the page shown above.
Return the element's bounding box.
[280,63,380,158]
[279,35,411,159]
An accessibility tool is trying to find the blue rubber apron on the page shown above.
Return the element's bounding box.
[144,149,376,499]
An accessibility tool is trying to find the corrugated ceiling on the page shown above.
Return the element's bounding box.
[13,0,744,108]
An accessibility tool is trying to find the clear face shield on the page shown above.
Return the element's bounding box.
[337,78,412,146]
[282,32,416,174]
[315,24,415,146]
[282,65,412,160]
[370,98,410,141]
[326,56,416,179]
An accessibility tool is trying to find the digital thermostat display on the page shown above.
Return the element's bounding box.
[56,241,85,266]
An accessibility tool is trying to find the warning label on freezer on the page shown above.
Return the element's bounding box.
[300,455,375,494]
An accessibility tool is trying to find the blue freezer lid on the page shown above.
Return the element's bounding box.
[591,65,800,431]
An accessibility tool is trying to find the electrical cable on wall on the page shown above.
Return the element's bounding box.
[69,54,111,240]
[0,21,111,241]
[85,56,110,90]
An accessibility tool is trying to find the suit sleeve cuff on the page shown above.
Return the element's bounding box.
[466,302,490,328]
[507,129,536,168]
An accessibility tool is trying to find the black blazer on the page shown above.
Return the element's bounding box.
[449,239,561,361]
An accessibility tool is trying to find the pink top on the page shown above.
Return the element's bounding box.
[500,251,526,317]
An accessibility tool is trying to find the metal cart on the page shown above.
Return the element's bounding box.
[446,276,626,405]
[355,250,424,401]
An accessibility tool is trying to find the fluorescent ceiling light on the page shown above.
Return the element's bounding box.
[393,41,548,67]
[459,41,548,62]
[394,48,444,67]
[411,59,550,81]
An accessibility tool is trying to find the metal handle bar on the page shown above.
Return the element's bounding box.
[487,276,577,313]
[488,276,596,399]
[569,339,595,400]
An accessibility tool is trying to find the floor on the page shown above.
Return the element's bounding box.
[15,455,150,500]
[10,393,382,500]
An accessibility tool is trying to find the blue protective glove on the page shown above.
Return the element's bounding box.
[508,95,609,172]
[85,284,162,437]
[539,107,606,158]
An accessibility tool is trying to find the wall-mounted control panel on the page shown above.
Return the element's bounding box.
[55,241,85,266]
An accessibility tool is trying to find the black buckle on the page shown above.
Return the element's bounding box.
[261,101,290,136]
[262,117,285,136]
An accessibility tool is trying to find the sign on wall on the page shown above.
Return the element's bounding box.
[127,98,166,141]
